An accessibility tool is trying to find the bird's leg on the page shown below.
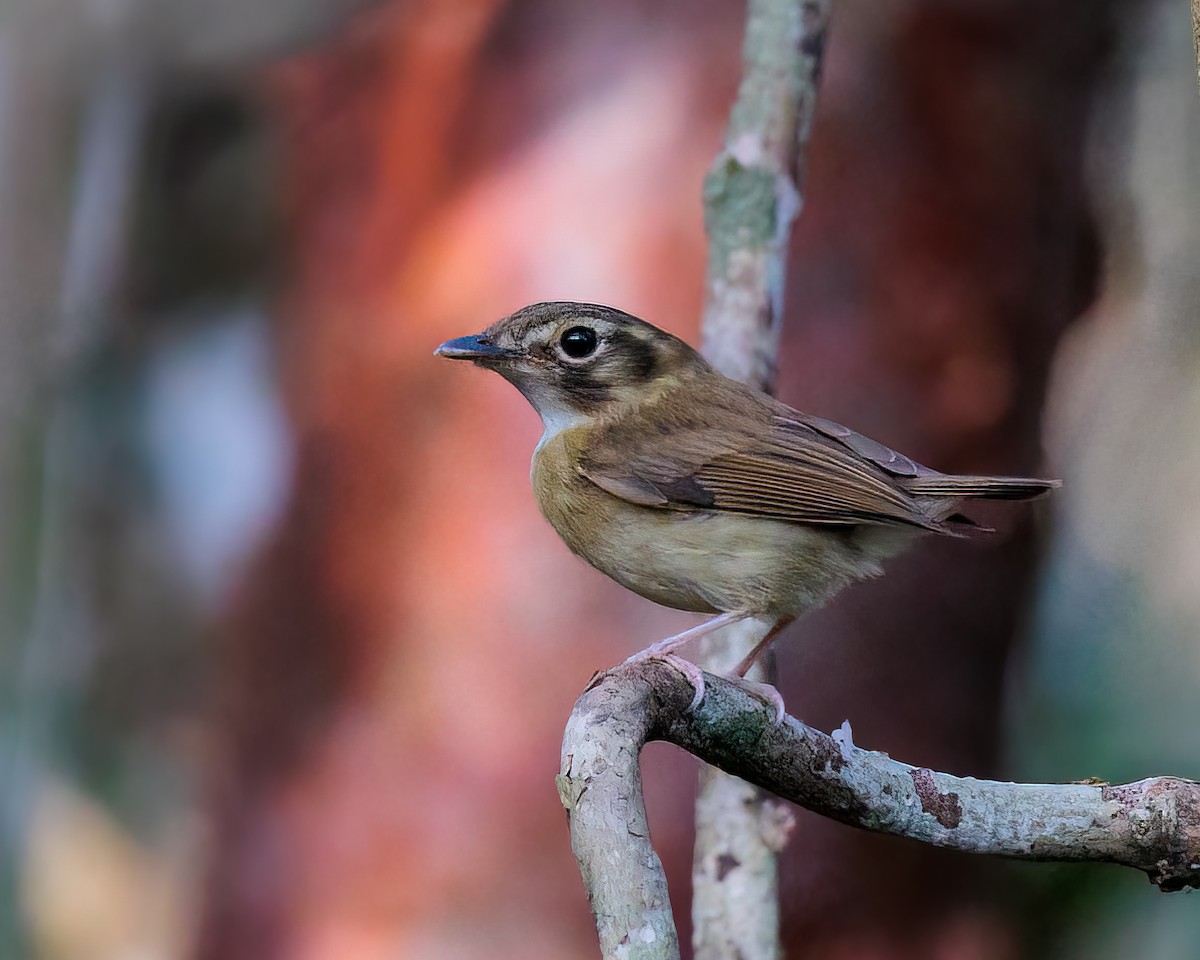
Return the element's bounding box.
[726,616,796,725]
[733,616,795,678]
[621,612,749,711]
[622,611,749,665]
[620,615,796,721]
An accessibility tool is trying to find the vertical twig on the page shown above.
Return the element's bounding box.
[1193,0,1200,91]
[700,0,830,391]
[0,53,146,957]
[695,0,832,957]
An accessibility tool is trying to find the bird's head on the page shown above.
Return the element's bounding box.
[435,301,708,431]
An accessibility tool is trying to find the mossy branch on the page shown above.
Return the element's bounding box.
[559,660,1200,960]
[701,0,832,392]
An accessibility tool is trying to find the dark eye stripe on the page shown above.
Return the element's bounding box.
[609,330,658,380]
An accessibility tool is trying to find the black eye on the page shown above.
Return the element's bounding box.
[559,326,598,359]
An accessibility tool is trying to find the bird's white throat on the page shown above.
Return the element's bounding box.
[534,403,590,452]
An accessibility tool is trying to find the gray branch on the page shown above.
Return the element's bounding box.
[694,1,833,953]
[558,660,1200,960]
[1193,0,1200,92]
[700,0,832,392]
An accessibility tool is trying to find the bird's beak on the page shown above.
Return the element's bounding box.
[434,333,514,361]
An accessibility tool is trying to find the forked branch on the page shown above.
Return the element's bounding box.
[558,660,1200,960]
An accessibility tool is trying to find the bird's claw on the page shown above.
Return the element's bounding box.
[730,677,787,727]
[621,652,786,721]
[663,654,706,710]
[622,650,707,710]
[625,650,784,722]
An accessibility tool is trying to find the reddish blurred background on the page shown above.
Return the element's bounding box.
[2,1,1199,959]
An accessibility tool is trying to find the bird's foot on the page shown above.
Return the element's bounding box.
[621,648,707,710]
[730,676,787,727]
[618,651,785,721]
[664,654,707,711]
[621,611,749,666]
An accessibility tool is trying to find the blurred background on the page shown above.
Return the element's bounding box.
[1,0,1198,958]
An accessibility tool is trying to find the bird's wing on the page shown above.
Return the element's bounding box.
[579,405,943,531]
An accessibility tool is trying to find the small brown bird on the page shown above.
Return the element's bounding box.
[436,302,1057,699]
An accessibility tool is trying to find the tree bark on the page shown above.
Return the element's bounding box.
[694,0,833,955]
[1193,0,1200,90]
[559,660,1200,960]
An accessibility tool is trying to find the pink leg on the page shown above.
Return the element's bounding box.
[734,679,787,725]
[733,616,795,678]
[728,617,797,725]
[622,611,749,665]
[621,612,749,711]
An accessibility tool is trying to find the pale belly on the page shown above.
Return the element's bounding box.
[531,431,910,619]
[582,502,882,617]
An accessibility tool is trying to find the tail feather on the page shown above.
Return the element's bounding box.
[904,475,1061,501]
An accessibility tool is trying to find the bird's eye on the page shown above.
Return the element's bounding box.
[559,326,598,359]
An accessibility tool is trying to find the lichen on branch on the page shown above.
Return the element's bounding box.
[560,660,1200,959]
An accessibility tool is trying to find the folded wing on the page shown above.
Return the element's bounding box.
[580,391,1056,532]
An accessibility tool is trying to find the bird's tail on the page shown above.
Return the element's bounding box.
[903,474,1061,501]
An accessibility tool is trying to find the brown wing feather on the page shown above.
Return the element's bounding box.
[703,432,941,529]
[786,413,927,478]
[784,414,1060,500]
[578,379,945,532]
